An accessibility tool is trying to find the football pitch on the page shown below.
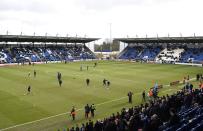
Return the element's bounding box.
[0,61,202,131]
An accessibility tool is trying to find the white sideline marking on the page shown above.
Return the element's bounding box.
[163,77,196,87]
[0,96,128,131]
[0,77,196,131]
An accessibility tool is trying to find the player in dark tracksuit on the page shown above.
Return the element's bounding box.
[86,78,90,86]
[27,85,31,95]
[34,70,36,78]
[57,72,62,81]
[90,104,96,118]
[57,72,62,87]
[85,104,90,119]
[70,106,76,120]
[94,62,97,67]
[59,79,62,87]
[127,91,133,103]
[107,81,110,86]
[103,79,107,86]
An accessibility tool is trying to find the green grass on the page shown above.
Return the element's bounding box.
[0,61,202,131]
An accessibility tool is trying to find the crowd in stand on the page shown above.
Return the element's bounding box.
[1,44,203,64]
[119,45,203,63]
[119,45,162,60]
[180,48,203,63]
[0,44,95,64]
[58,79,203,131]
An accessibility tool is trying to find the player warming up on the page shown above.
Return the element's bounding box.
[107,81,111,87]
[84,104,90,119]
[127,91,133,103]
[59,79,63,87]
[57,72,62,81]
[27,85,32,95]
[57,72,62,87]
[103,79,107,86]
[34,70,36,78]
[94,62,97,68]
[86,78,90,86]
[70,106,76,120]
[90,104,96,118]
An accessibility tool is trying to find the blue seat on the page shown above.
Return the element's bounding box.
[163,124,181,131]
[191,119,203,131]
[186,118,198,129]
[176,124,187,131]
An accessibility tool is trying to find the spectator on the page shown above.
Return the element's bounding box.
[58,87,203,131]
[80,123,85,131]
[70,127,75,131]
[168,108,180,126]
[75,124,80,131]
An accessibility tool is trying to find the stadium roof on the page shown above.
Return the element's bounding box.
[114,36,203,43]
[0,35,99,43]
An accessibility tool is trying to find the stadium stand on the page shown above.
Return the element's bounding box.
[118,45,203,64]
[116,37,203,64]
[0,44,95,64]
[138,46,162,61]
[180,48,203,64]
[118,45,142,59]
[118,45,162,61]
[61,85,203,131]
[155,48,184,63]
[0,35,98,64]
[0,35,203,131]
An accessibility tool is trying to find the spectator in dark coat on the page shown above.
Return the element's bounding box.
[169,108,180,126]
[94,120,103,131]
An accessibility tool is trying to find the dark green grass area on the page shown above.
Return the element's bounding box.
[0,61,202,131]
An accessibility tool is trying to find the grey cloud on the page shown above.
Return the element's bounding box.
[0,0,53,13]
[74,0,177,10]
[75,0,142,10]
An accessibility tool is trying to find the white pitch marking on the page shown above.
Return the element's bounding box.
[0,77,196,131]
[0,95,130,131]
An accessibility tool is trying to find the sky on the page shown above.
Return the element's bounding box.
[0,0,203,41]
